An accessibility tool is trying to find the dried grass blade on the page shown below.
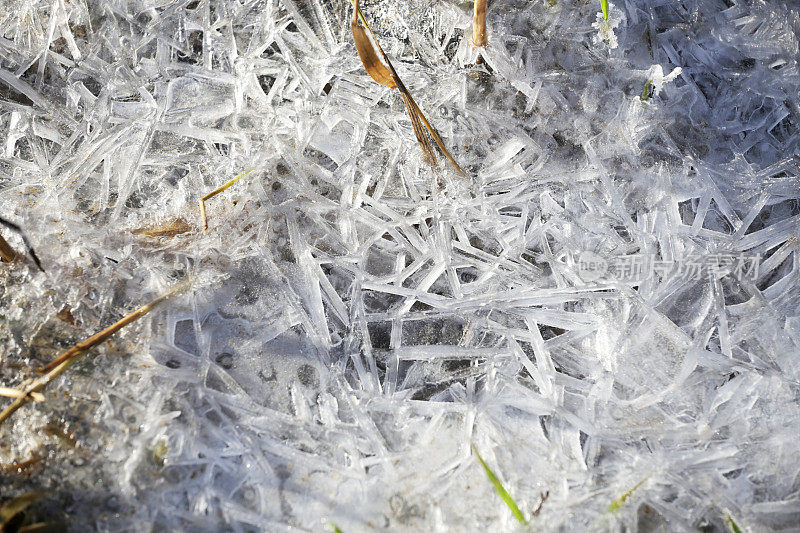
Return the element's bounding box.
[0,387,44,402]
[473,0,488,48]
[0,492,44,527]
[0,216,44,272]
[398,89,436,165]
[350,0,466,176]
[406,95,468,176]
[0,281,189,426]
[200,169,252,232]
[132,218,193,238]
[16,521,64,532]
[0,232,16,263]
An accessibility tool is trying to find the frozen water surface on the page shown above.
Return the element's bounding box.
[1,0,800,530]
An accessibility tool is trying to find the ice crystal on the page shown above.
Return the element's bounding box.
[1,0,800,531]
[643,65,682,100]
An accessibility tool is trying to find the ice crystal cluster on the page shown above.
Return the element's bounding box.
[592,2,623,50]
[1,0,800,531]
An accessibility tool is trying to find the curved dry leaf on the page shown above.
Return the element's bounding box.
[132,217,193,238]
[351,1,395,89]
[350,0,466,177]
[0,493,44,527]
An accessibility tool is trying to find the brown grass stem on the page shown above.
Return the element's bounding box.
[0,232,16,263]
[0,281,189,426]
[473,0,488,63]
[350,0,466,176]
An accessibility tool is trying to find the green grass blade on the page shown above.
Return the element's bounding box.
[472,444,527,525]
[601,0,609,21]
[724,512,743,533]
[641,78,652,101]
[608,478,647,513]
[328,522,344,533]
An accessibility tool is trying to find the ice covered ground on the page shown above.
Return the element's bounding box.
[1,0,800,530]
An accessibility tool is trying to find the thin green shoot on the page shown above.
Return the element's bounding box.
[641,78,653,101]
[724,511,743,533]
[472,443,527,525]
[328,522,344,533]
[152,438,170,467]
[608,478,647,513]
[601,0,609,21]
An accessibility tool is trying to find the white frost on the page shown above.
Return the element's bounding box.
[592,3,623,49]
[644,64,683,98]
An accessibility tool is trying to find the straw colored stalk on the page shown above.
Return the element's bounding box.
[0,281,189,426]
[0,232,16,263]
[0,387,43,402]
[473,0,487,62]
[350,0,466,176]
[199,169,252,233]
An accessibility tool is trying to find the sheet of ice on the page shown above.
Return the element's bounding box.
[1,0,800,531]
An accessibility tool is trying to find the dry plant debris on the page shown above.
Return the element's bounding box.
[1,0,798,530]
[0,217,43,272]
[350,0,466,175]
[0,282,189,426]
[472,0,488,62]
[199,169,253,232]
[0,232,16,263]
